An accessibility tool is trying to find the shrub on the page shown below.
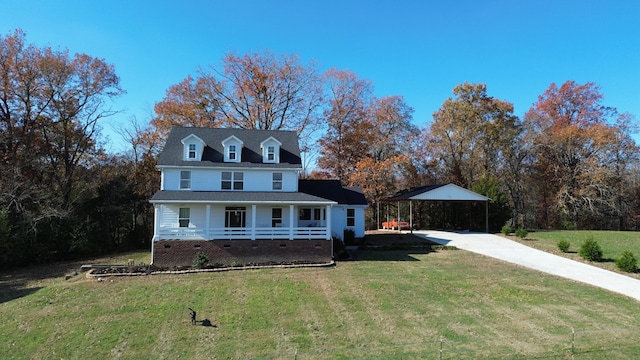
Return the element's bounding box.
[557,239,571,253]
[344,228,356,245]
[579,237,603,262]
[501,225,512,236]
[515,227,528,239]
[333,236,346,259]
[192,251,210,269]
[615,250,638,273]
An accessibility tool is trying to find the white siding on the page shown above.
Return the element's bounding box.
[158,204,295,229]
[210,205,226,227]
[330,205,367,239]
[161,168,299,191]
[352,207,366,238]
[331,206,346,239]
[159,205,178,227]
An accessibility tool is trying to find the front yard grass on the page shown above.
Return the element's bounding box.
[2,236,640,359]
[508,230,640,279]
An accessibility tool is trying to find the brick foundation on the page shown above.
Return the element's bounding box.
[152,239,333,268]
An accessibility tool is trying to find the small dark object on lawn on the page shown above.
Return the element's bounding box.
[188,307,196,325]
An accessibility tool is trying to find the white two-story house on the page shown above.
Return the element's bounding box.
[150,127,367,268]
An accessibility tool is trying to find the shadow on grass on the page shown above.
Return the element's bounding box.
[200,319,216,327]
[0,280,42,304]
[349,232,441,261]
[0,258,92,304]
[357,248,434,261]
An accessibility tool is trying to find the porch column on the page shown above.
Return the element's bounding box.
[153,204,160,240]
[289,205,295,240]
[251,204,257,240]
[205,205,211,240]
[151,205,159,265]
[326,205,332,240]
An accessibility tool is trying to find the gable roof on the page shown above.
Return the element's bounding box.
[180,133,206,146]
[158,127,302,168]
[298,180,368,206]
[384,183,489,202]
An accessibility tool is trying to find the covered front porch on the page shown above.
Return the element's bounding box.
[150,191,337,241]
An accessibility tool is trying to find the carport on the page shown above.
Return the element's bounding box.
[380,183,490,233]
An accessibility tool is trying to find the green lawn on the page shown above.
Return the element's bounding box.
[2,237,640,359]
[509,230,640,280]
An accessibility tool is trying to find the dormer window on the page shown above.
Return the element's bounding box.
[260,137,282,163]
[181,134,206,161]
[267,146,275,161]
[222,135,243,163]
[229,145,237,160]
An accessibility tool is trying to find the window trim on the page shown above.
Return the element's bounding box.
[299,207,324,221]
[267,146,275,161]
[347,208,355,227]
[188,143,197,159]
[180,170,191,189]
[272,207,283,227]
[221,171,244,190]
[272,172,282,190]
[229,144,237,160]
[299,208,312,221]
[179,207,190,228]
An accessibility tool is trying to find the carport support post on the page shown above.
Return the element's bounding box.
[409,200,413,233]
[485,201,489,233]
[376,201,380,230]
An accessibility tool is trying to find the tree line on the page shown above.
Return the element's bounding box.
[1,30,638,268]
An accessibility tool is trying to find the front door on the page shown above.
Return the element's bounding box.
[225,207,246,228]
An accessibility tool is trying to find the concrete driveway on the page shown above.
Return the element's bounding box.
[412,230,640,302]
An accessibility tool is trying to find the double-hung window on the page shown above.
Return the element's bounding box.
[267,146,275,161]
[179,208,190,227]
[188,144,197,159]
[229,145,237,160]
[299,208,311,220]
[272,208,282,227]
[272,172,282,190]
[180,171,191,189]
[221,171,243,190]
[347,208,355,227]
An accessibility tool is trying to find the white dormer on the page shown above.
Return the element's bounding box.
[260,136,282,163]
[181,134,206,161]
[222,135,243,163]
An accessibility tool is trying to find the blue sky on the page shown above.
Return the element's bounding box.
[3,0,639,152]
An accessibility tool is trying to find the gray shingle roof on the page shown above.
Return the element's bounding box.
[157,127,302,168]
[150,190,335,204]
[298,180,368,206]
[383,184,447,201]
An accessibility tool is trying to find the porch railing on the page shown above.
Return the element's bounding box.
[155,226,329,240]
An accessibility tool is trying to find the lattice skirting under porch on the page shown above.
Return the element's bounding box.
[152,239,333,268]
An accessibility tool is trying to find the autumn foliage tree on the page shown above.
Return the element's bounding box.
[316,69,417,228]
[420,83,518,229]
[317,72,416,179]
[0,29,128,266]
[145,51,324,153]
[316,69,373,182]
[525,81,637,229]
[427,82,520,188]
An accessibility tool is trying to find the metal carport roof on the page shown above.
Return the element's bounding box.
[382,183,490,232]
